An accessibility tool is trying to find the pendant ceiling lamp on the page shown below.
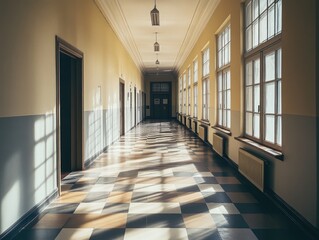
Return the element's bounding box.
[155,53,160,65]
[154,32,160,52]
[150,0,160,26]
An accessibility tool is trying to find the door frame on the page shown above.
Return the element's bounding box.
[150,82,172,119]
[134,87,137,126]
[55,36,84,195]
[119,79,125,136]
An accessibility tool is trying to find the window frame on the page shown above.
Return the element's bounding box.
[202,47,210,122]
[187,67,192,115]
[245,0,282,53]
[244,43,282,150]
[216,24,231,130]
[243,0,282,151]
[183,72,187,114]
[179,76,182,113]
[193,59,198,118]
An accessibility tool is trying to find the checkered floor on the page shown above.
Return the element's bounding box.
[14,121,306,240]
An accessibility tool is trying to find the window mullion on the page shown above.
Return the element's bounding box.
[260,52,264,144]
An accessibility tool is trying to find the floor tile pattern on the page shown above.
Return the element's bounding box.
[14,121,306,239]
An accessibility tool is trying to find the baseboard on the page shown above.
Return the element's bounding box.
[178,121,319,239]
[84,147,108,168]
[0,189,58,240]
[265,189,319,240]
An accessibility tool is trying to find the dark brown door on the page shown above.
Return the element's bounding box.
[150,82,171,119]
[120,82,125,136]
[152,94,170,119]
[56,37,83,182]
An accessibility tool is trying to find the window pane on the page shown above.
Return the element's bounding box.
[227,110,231,128]
[277,116,282,145]
[246,26,252,51]
[254,59,260,84]
[260,12,267,43]
[246,86,253,111]
[218,35,222,50]
[227,90,231,109]
[276,0,282,33]
[265,115,275,143]
[254,85,260,112]
[253,0,259,20]
[246,112,253,136]
[268,5,275,38]
[265,52,275,81]
[225,44,229,64]
[253,20,259,48]
[218,110,222,125]
[277,48,282,78]
[278,80,282,114]
[226,71,231,89]
[268,0,274,6]
[218,73,222,91]
[223,110,226,126]
[218,51,222,68]
[253,113,260,138]
[218,92,222,110]
[265,82,275,114]
[260,0,267,13]
[246,62,253,85]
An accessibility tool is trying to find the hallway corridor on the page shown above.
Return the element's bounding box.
[14,121,305,240]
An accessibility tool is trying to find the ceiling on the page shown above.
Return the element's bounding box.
[95,0,220,74]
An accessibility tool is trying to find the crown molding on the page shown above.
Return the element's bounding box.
[175,0,220,72]
[95,0,220,73]
[95,0,145,71]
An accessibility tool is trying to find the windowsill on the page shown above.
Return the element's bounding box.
[191,117,198,122]
[235,137,284,160]
[212,126,232,136]
[198,119,210,126]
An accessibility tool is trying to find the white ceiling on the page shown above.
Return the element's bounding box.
[95,0,220,74]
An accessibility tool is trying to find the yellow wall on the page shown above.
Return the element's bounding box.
[0,0,144,235]
[178,0,318,228]
[0,0,143,117]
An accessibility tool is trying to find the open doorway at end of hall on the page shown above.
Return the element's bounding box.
[150,82,172,119]
[56,37,83,193]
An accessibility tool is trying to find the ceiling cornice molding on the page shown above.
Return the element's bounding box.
[175,0,220,72]
[95,0,145,71]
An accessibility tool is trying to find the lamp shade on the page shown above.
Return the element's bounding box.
[150,6,160,26]
[154,41,160,52]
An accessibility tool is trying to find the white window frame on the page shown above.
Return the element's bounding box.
[245,0,282,52]
[179,76,182,113]
[202,47,210,121]
[193,59,198,118]
[187,67,191,115]
[217,24,231,129]
[244,0,282,150]
[183,72,187,114]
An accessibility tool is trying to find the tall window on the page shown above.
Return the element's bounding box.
[187,67,191,115]
[179,76,182,113]
[183,73,187,114]
[193,59,198,118]
[217,24,231,129]
[244,0,282,149]
[245,0,282,51]
[202,48,210,121]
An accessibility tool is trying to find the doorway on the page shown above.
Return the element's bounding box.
[134,87,137,126]
[56,37,83,192]
[119,81,125,136]
[150,82,172,119]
